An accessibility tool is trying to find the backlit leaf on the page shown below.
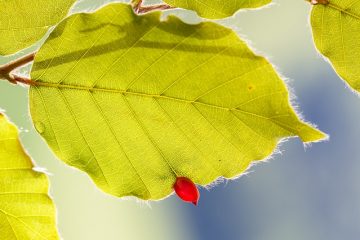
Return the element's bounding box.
[311,0,360,92]
[30,3,325,200]
[0,0,76,55]
[163,0,271,19]
[0,113,59,239]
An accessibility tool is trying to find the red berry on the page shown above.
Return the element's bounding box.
[174,177,200,206]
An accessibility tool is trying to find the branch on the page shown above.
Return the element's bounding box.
[132,0,174,14]
[1,1,172,86]
[306,0,329,5]
[0,0,174,86]
[131,0,142,12]
[0,52,36,85]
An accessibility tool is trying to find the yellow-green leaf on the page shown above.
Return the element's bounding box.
[311,0,360,92]
[164,0,271,19]
[0,0,76,56]
[0,113,59,239]
[29,3,325,200]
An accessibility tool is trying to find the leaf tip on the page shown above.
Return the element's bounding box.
[298,123,328,143]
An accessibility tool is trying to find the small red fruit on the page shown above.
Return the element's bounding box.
[174,177,200,206]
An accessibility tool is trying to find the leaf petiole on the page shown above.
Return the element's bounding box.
[0,52,35,85]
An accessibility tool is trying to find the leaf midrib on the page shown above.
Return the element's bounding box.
[32,81,297,135]
[32,81,283,115]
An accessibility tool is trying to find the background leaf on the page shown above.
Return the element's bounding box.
[30,3,325,200]
[0,0,76,56]
[163,0,271,19]
[0,113,59,239]
[311,0,360,92]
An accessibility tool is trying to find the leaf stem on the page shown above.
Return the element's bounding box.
[132,0,174,14]
[9,75,35,86]
[0,52,36,85]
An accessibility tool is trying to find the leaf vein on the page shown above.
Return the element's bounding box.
[57,89,110,188]
[154,98,219,175]
[33,87,63,158]
[327,2,360,20]
[88,91,152,198]
[92,23,162,88]
[121,95,178,177]
[125,28,200,91]
[191,104,243,155]
[192,63,268,101]
[159,44,234,95]
[0,209,48,240]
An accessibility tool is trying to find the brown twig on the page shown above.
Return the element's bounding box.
[132,0,174,14]
[0,52,36,85]
[137,4,174,13]
[1,0,174,85]
[132,0,143,12]
[306,0,329,5]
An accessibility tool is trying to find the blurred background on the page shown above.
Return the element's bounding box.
[1,0,360,239]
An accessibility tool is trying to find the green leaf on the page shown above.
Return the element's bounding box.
[30,3,325,200]
[163,0,271,19]
[311,0,360,92]
[0,0,76,56]
[0,113,59,239]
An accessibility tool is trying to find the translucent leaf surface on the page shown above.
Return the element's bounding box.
[30,3,325,200]
[164,0,271,19]
[0,0,76,55]
[0,113,59,239]
[311,0,360,92]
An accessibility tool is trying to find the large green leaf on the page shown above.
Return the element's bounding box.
[29,3,325,200]
[163,0,271,19]
[0,0,76,55]
[311,0,360,92]
[0,113,59,239]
